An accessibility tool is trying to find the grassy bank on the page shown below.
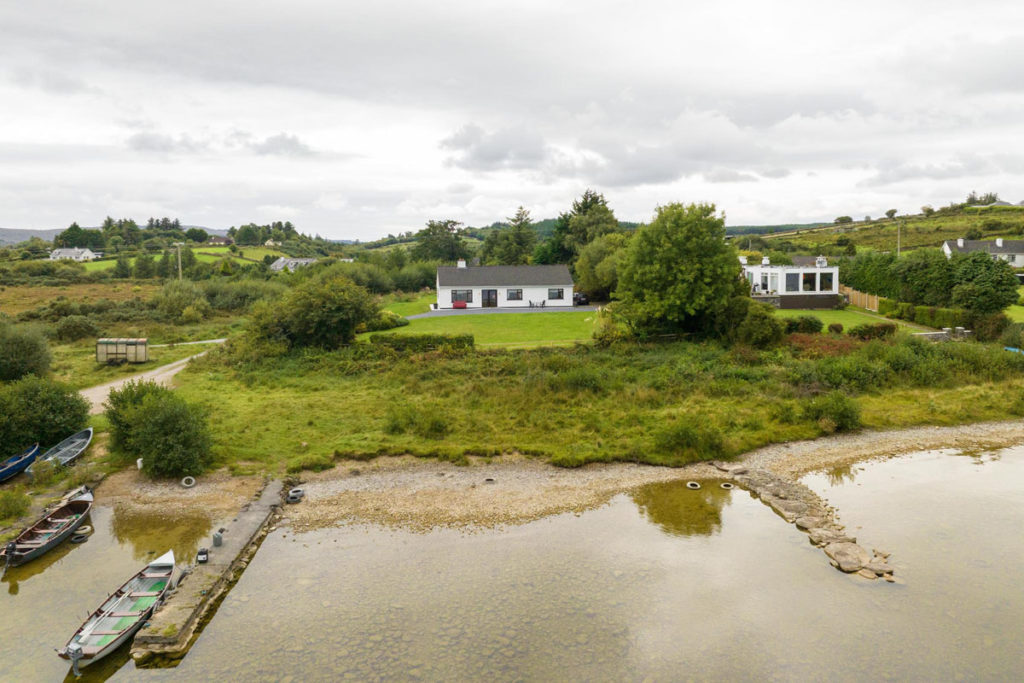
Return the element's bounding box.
[774,307,925,329]
[175,334,1024,474]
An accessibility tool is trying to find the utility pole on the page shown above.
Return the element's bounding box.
[173,242,184,280]
[897,221,902,257]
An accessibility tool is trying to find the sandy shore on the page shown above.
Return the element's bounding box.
[96,469,264,517]
[286,419,1024,532]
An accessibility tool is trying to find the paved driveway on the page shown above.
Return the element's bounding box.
[408,305,599,319]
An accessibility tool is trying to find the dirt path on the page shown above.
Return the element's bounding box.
[80,351,210,414]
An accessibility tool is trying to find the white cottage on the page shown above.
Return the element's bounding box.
[740,255,841,309]
[942,237,1024,265]
[436,261,574,309]
[49,247,97,262]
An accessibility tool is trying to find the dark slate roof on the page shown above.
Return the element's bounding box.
[790,255,820,267]
[943,239,1024,255]
[437,264,574,287]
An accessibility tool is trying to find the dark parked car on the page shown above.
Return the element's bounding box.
[573,292,589,306]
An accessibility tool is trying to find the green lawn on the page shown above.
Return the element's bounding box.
[365,310,599,347]
[80,246,287,272]
[381,291,436,317]
[775,307,927,330]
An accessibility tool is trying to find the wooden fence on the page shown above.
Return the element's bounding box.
[839,285,879,312]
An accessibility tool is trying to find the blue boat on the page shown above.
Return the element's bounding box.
[0,444,40,484]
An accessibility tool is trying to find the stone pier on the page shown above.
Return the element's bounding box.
[131,480,283,663]
[711,462,894,580]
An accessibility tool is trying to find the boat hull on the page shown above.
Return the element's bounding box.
[29,428,94,474]
[58,609,154,668]
[0,444,39,484]
[4,513,88,567]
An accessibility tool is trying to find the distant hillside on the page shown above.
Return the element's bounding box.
[726,223,828,236]
[765,206,1024,253]
[0,227,61,245]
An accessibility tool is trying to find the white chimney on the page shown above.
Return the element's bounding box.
[456,258,467,268]
[996,238,1004,247]
[957,237,964,247]
[815,255,828,268]
[761,256,770,265]
[738,255,748,265]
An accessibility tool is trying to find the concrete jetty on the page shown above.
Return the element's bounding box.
[131,480,283,663]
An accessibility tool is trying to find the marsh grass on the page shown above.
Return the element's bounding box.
[171,334,1024,473]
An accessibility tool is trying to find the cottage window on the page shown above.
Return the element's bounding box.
[548,288,564,300]
[785,273,799,292]
[802,272,817,292]
[507,289,523,301]
[820,272,834,291]
[451,289,473,303]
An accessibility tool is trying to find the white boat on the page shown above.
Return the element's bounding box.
[58,550,175,674]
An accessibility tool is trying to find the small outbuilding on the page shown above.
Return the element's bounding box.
[436,261,575,309]
[96,338,149,364]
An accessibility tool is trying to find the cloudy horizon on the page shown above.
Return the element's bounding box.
[2,0,1023,240]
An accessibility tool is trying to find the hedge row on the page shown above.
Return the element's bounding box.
[368,333,475,352]
[882,299,969,329]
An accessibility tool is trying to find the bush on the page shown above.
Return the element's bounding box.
[0,323,51,381]
[0,376,89,458]
[55,315,100,341]
[827,323,843,334]
[369,333,474,352]
[803,391,861,433]
[1000,323,1024,349]
[0,487,30,521]
[105,380,170,451]
[784,315,824,334]
[153,280,210,322]
[653,418,725,462]
[735,302,785,348]
[362,310,410,332]
[966,312,1010,342]
[847,323,896,340]
[877,298,897,316]
[203,279,286,312]
[108,384,213,478]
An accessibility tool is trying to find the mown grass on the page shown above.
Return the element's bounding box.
[381,290,436,317]
[775,307,928,330]
[174,334,1024,474]
[360,310,599,347]
[0,282,161,315]
[769,210,1024,252]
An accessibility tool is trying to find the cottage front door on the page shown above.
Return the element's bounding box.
[482,289,498,307]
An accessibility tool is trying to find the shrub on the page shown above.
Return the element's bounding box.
[828,323,843,334]
[153,280,210,322]
[877,298,897,316]
[105,380,171,452]
[110,388,213,478]
[735,301,785,348]
[55,315,100,341]
[0,376,89,458]
[362,310,410,332]
[847,323,896,340]
[784,315,824,335]
[1000,323,1024,349]
[653,418,725,462]
[965,312,1010,342]
[369,333,474,352]
[0,487,30,521]
[0,323,51,381]
[803,391,861,433]
[203,279,286,312]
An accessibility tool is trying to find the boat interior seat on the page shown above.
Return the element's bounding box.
[129,591,162,597]
[109,611,144,618]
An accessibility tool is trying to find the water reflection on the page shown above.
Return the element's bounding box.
[825,463,858,486]
[110,505,211,563]
[629,480,732,536]
[2,528,86,595]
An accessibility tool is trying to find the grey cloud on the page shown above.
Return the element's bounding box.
[10,67,92,94]
[759,168,791,179]
[440,124,548,171]
[896,37,1024,96]
[446,183,474,194]
[705,169,759,183]
[859,156,997,187]
[249,133,316,157]
[126,132,208,154]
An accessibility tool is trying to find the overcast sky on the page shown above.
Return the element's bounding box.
[2,0,1023,240]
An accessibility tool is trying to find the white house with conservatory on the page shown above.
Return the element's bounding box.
[740,255,841,309]
[49,247,98,262]
[436,261,574,309]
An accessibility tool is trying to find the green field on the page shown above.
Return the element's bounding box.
[80,246,287,272]
[51,340,223,390]
[365,310,600,347]
[381,291,435,317]
[767,209,1024,253]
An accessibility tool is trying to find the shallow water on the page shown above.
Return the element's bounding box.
[5,449,1023,681]
[0,505,212,682]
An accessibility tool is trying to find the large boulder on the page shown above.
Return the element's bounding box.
[823,542,872,573]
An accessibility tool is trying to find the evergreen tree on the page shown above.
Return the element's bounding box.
[134,252,156,279]
[112,253,133,279]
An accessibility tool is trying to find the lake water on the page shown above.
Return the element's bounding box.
[3,448,1023,681]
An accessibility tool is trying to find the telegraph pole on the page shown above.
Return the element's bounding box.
[897,220,902,257]
[173,242,184,280]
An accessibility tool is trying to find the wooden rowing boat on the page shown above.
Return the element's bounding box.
[58,550,175,673]
[0,444,39,484]
[1,489,93,570]
[28,428,93,476]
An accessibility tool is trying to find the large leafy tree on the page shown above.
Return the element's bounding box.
[534,189,619,265]
[950,252,1019,314]
[411,219,471,262]
[575,232,631,300]
[889,248,953,307]
[616,202,744,334]
[480,206,537,265]
[185,228,208,243]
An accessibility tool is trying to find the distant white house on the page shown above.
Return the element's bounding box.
[740,255,840,309]
[436,261,574,309]
[49,247,97,262]
[269,257,318,272]
[942,237,1024,265]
